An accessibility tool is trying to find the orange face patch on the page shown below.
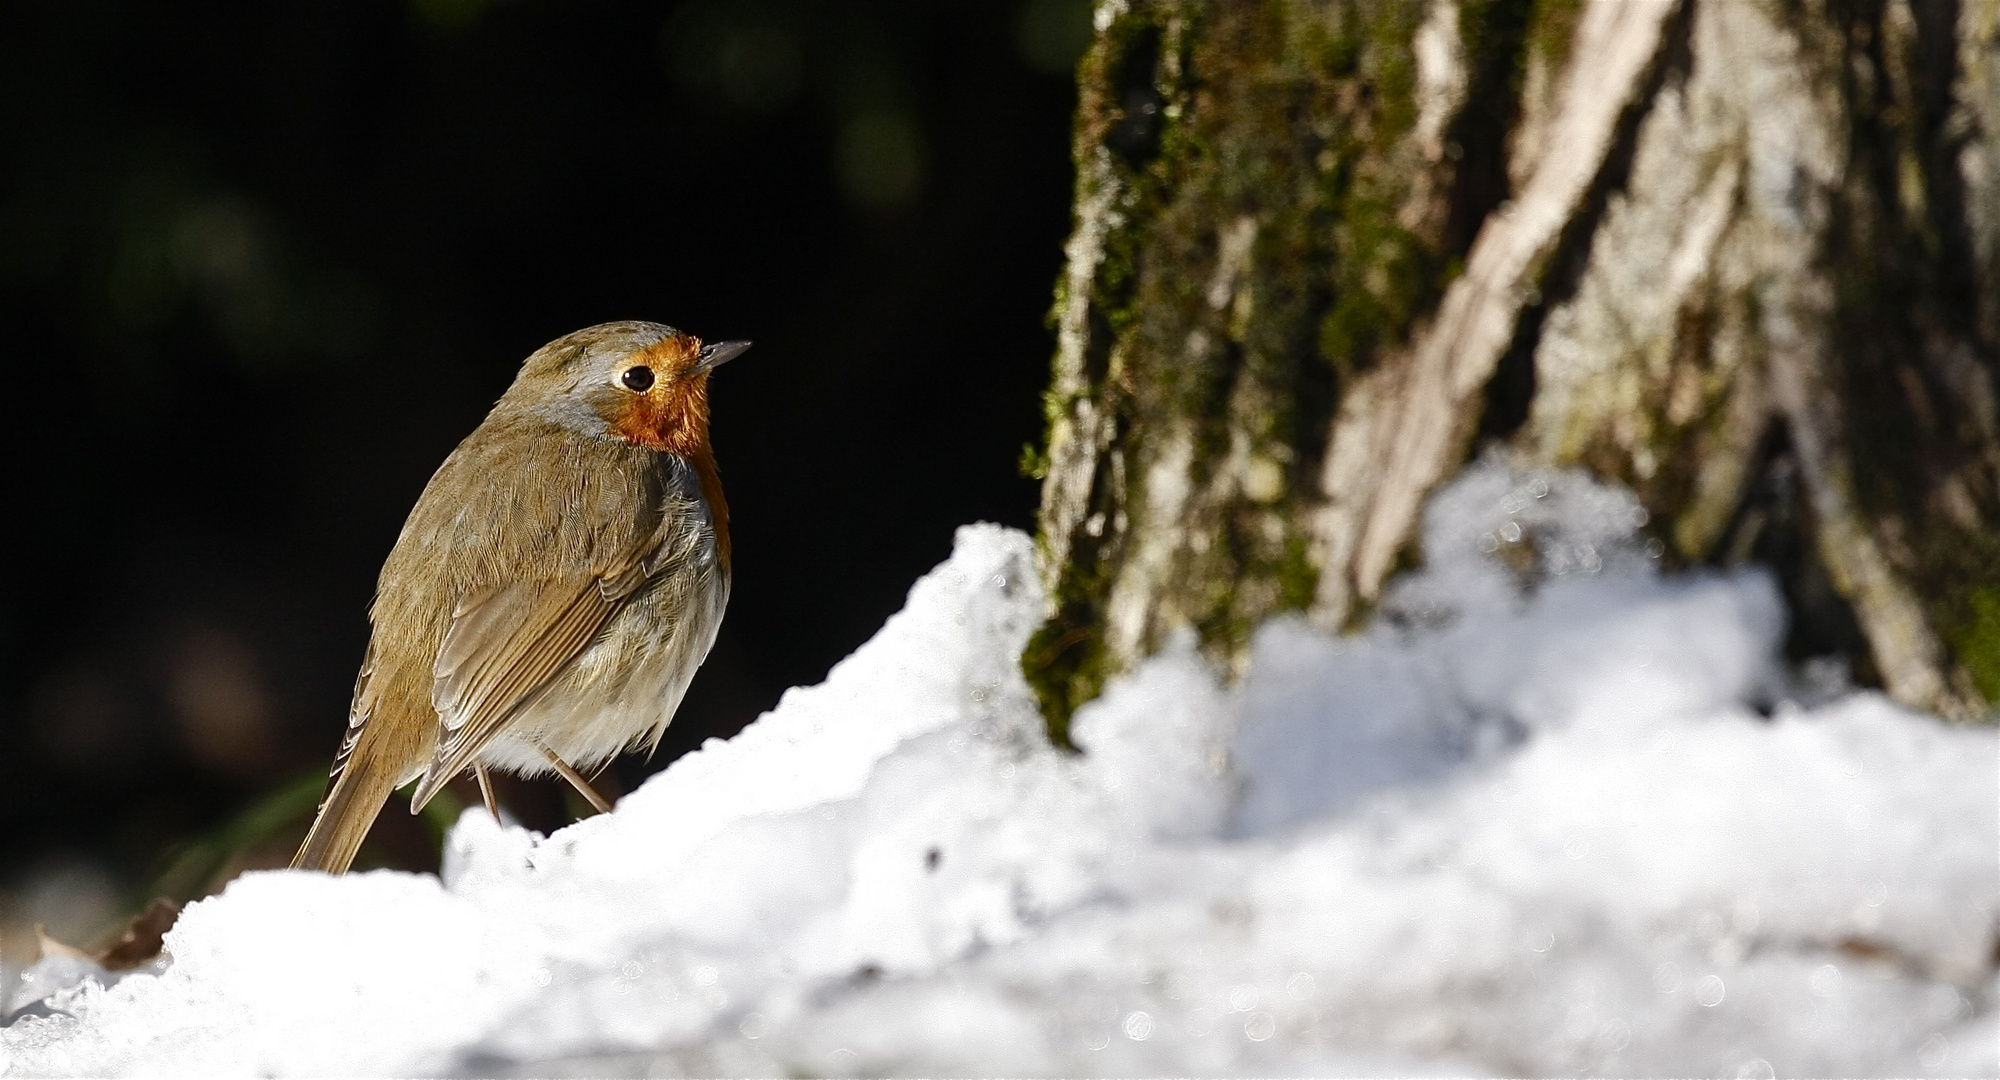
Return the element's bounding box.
[608,334,709,456]
[606,333,730,566]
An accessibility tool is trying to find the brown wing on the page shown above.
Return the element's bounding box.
[328,638,379,784]
[407,555,657,811]
[292,640,400,873]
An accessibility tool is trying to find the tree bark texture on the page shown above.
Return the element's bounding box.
[1026,0,2000,739]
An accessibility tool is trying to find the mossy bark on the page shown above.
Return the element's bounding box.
[1028,0,2000,732]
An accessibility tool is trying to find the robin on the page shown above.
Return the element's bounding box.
[293,321,747,874]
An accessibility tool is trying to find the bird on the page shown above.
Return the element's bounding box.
[292,321,746,874]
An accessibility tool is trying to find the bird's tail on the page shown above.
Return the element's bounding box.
[291,724,415,874]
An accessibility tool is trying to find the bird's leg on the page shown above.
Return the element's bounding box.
[537,744,613,815]
[474,764,501,824]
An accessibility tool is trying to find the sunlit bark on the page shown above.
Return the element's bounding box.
[1028,0,2000,737]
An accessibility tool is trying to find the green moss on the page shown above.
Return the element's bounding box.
[1929,533,2000,714]
[1307,4,1362,76]
[1018,441,1050,480]
[1953,587,2000,707]
[1525,0,1585,81]
[1277,530,1319,610]
[1022,597,1103,751]
[1362,3,1421,139]
[1319,224,1430,368]
[1297,2,1436,383]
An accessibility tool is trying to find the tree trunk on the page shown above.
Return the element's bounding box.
[1026,0,2000,739]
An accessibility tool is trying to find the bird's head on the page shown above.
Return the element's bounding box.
[502,321,750,457]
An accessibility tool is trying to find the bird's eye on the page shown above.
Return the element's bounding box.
[620,366,655,392]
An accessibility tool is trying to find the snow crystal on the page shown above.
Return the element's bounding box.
[4,460,1994,1077]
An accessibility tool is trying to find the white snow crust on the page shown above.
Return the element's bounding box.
[3,459,1995,1077]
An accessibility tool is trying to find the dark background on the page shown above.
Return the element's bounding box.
[0,0,1086,954]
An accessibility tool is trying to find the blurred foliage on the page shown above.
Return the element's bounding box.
[138,773,329,905]
[140,773,469,906]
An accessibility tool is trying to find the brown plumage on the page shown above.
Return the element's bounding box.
[293,321,745,874]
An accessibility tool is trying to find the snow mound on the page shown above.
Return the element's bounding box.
[4,460,1995,1077]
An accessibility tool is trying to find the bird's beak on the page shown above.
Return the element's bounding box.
[690,339,751,375]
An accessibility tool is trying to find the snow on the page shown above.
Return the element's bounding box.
[4,458,1995,1077]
